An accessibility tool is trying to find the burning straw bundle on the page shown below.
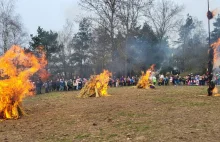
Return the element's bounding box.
[0,46,47,119]
[137,65,155,89]
[78,70,112,98]
[209,38,220,96]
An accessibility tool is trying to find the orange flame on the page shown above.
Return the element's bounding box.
[38,69,50,82]
[79,70,112,98]
[211,38,220,68]
[213,87,220,96]
[137,64,155,89]
[211,38,220,96]
[212,8,219,17]
[0,45,47,119]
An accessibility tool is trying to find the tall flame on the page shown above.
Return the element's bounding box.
[137,64,155,89]
[79,70,112,98]
[211,38,220,96]
[0,45,47,119]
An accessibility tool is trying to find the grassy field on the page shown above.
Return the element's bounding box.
[1,86,220,142]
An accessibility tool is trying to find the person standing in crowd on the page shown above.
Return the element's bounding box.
[116,78,119,87]
[195,75,199,86]
[31,81,36,94]
[169,76,173,85]
[44,80,49,93]
[59,79,65,91]
[199,75,202,86]
[56,79,60,91]
[111,77,116,87]
[126,76,131,86]
[120,76,125,86]
[152,76,157,85]
[48,80,53,92]
[67,79,73,91]
[173,75,177,86]
[64,79,68,91]
[130,77,134,86]
[73,80,77,90]
[76,77,80,90]
[78,77,83,89]
[83,78,87,87]
[187,74,191,85]
[52,80,56,91]
[36,78,43,94]
[176,74,180,85]
[159,74,164,86]
[164,76,169,85]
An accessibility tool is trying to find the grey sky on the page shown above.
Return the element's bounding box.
[16,0,220,35]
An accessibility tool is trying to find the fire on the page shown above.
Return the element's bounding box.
[0,45,47,119]
[213,87,220,96]
[212,8,219,17]
[78,70,112,98]
[211,38,220,66]
[137,64,155,89]
[38,69,50,82]
[211,38,220,96]
[207,8,219,20]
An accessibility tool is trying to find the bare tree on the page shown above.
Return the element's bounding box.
[79,0,120,62]
[0,0,27,53]
[0,0,14,53]
[58,19,74,51]
[117,0,152,35]
[144,0,184,41]
[117,0,153,76]
[57,19,75,77]
[10,15,28,46]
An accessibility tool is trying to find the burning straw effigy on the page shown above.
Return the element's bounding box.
[78,70,112,98]
[0,46,47,119]
[137,64,155,89]
[207,6,219,96]
[210,38,220,96]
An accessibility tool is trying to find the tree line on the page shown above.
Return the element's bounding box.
[0,0,220,78]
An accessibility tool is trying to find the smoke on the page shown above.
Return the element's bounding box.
[126,36,170,68]
[108,34,170,77]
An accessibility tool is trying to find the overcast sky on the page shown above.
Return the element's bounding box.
[16,0,220,35]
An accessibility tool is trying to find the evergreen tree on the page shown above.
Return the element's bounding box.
[172,15,207,74]
[90,26,111,74]
[70,18,92,77]
[211,14,220,43]
[29,27,60,61]
[177,14,195,71]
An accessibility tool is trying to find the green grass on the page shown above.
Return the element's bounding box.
[153,97,176,104]
[24,92,64,102]
[45,134,71,142]
[107,133,118,140]
[74,133,91,140]
[179,101,210,107]
[117,111,150,118]
[114,120,152,133]
[134,125,150,132]
[66,120,76,125]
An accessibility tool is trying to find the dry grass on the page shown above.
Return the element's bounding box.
[1,86,220,142]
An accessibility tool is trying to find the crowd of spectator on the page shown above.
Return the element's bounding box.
[33,72,220,95]
[34,76,87,94]
[157,73,208,86]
